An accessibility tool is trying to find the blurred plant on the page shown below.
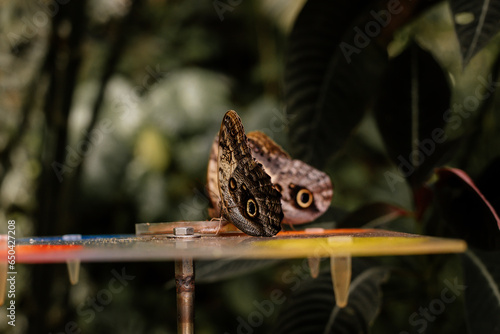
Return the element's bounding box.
[273,0,500,333]
[1,0,500,333]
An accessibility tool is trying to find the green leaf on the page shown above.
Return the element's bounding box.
[374,43,452,188]
[450,0,500,66]
[462,248,500,333]
[285,0,387,168]
[273,259,390,334]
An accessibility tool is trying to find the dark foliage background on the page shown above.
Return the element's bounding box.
[1,0,499,333]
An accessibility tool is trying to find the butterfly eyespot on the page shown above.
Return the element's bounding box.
[274,184,282,193]
[241,183,247,191]
[246,199,258,217]
[296,188,313,208]
[229,178,237,190]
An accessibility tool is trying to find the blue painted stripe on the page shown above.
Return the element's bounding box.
[18,234,136,244]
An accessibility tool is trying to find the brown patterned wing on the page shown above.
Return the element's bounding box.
[206,134,221,218]
[247,131,333,225]
[217,111,283,237]
[247,131,290,160]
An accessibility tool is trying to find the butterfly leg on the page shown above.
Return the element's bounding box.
[209,216,224,235]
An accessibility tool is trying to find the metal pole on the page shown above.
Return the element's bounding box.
[172,227,198,334]
[175,258,194,334]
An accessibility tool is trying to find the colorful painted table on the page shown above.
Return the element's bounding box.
[1,222,467,334]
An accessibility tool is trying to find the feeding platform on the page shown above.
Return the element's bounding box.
[1,221,466,333]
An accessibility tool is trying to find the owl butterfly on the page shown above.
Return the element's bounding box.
[207,116,333,227]
[214,110,283,237]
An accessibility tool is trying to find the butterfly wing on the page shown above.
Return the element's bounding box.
[247,131,333,225]
[217,111,282,237]
[207,134,221,218]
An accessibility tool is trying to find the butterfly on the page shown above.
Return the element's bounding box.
[207,113,333,228]
[215,110,283,237]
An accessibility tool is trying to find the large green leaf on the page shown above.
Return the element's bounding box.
[374,43,452,188]
[462,249,500,333]
[284,0,387,168]
[273,259,390,334]
[449,0,500,66]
